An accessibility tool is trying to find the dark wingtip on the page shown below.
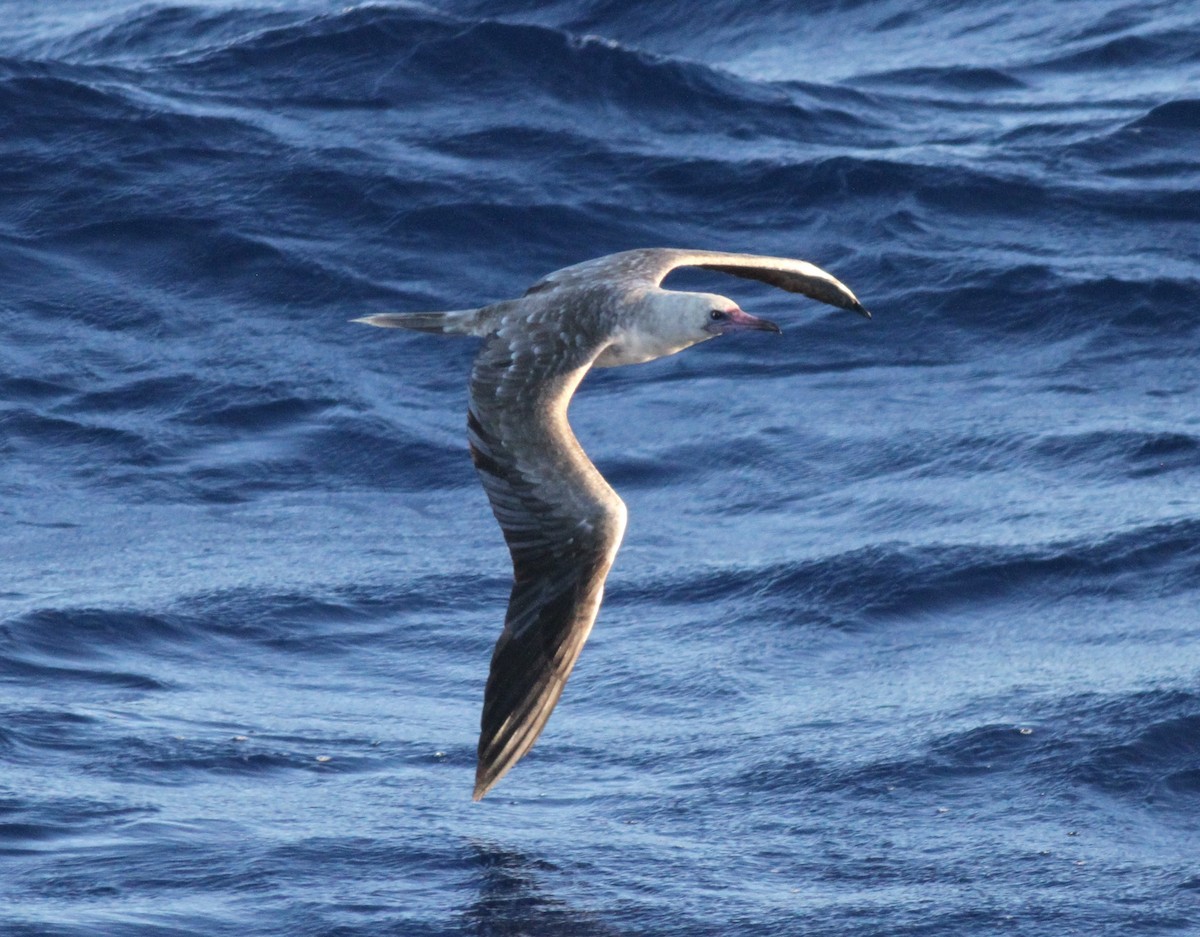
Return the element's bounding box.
[473,767,498,801]
[853,302,872,319]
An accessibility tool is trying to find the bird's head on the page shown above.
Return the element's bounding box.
[656,290,781,343]
[599,290,781,369]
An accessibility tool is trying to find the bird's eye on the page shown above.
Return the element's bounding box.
[709,309,727,321]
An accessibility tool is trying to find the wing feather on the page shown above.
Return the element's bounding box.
[467,322,626,800]
[526,247,870,316]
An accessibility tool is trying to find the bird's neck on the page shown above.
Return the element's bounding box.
[592,323,708,368]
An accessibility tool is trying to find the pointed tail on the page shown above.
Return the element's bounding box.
[352,308,482,335]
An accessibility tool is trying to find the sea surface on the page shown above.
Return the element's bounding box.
[2,1,1199,934]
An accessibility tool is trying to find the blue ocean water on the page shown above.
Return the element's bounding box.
[2,0,1199,933]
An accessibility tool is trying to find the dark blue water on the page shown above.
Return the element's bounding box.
[2,1,1198,934]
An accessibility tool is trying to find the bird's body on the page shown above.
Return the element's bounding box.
[356,248,869,800]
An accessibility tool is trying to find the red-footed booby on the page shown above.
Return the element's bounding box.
[355,248,870,800]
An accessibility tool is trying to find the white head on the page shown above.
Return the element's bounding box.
[596,290,781,368]
[660,290,781,340]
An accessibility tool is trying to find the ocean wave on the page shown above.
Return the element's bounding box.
[1032,429,1200,479]
[1,378,475,501]
[1032,24,1200,72]
[0,573,498,697]
[1072,689,1200,800]
[2,607,195,659]
[2,0,1197,929]
[734,688,1200,813]
[170,6,832,127]
[0,608,185,694]
[0,655,168,691]
[0,60,266,155]
[29,4,298,63]
[626,519,1200,626]
[0,407,161,469]
[0,786,152,847]
[852,65,1026,93]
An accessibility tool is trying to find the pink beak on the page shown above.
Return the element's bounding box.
[706,307,781,336]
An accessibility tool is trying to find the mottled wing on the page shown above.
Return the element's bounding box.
[467,319,626,801]
[527,248,870,316]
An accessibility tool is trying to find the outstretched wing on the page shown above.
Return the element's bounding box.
[467,318,626,800]
[526,248,870,317]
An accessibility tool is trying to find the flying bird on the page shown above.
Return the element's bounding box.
[355,248,869,800]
